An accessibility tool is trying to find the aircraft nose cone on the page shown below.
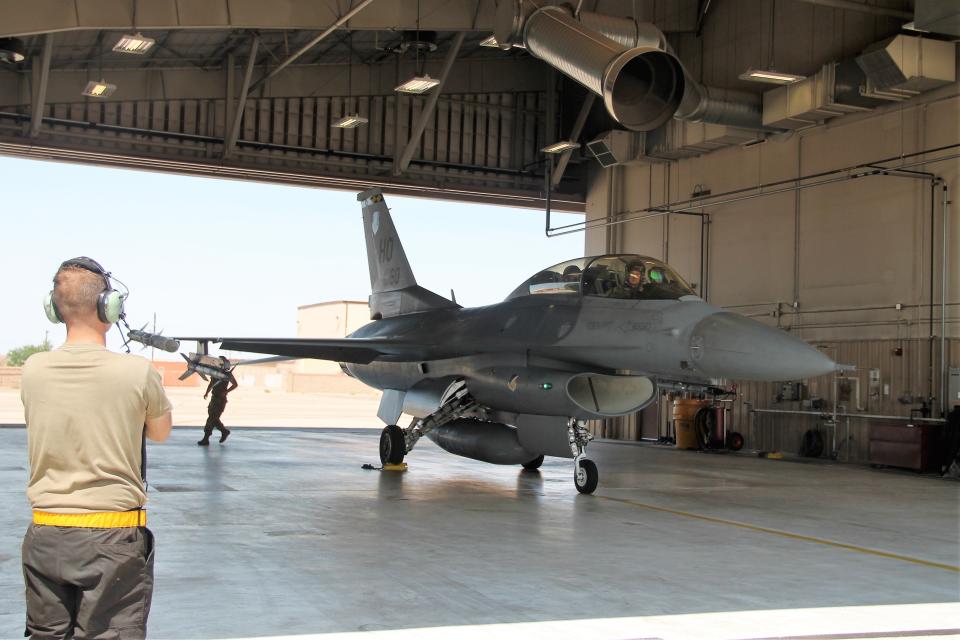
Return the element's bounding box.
[690,312,836,381]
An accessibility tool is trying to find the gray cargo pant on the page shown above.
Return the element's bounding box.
[22,525,155,639]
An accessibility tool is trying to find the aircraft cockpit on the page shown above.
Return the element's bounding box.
[506,255,697,301]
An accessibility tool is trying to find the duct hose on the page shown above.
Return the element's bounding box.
[522,5,684,132]
[577,10,763,130]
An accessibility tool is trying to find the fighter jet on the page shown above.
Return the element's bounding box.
[180,188,836,493]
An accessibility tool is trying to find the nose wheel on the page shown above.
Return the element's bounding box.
[574,458,598,494]
[380,424,406,465]
[568,418,598,494]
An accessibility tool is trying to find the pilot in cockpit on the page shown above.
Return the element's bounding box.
[562,265,582,282]
[624,261,646,297]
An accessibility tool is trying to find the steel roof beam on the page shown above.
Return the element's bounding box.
[1,1,494,38]
[248,0,376,93]
[789,0,912,20]
[29,33,53,138]
[551,93,595,189]
[224,34,259,158]
[394,31,465,175]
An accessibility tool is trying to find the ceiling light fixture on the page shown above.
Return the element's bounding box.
[335,32,368,129]
[0,37,25,64]
[82,80,117,98]
[332,114,369,129]
[113,33,155,54]
[738,68,805,84]
[479,35,499,48]
[541,140,580,154]
[394,74,441,94]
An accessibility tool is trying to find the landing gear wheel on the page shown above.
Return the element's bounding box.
[574,459,599,494]
[521,454,544,471]
[726,431,744,451]
[379,425,406,465]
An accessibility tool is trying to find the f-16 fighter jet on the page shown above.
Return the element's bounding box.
[180,188,836,493]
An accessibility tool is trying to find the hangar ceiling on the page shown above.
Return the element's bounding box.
[0,0,940,209]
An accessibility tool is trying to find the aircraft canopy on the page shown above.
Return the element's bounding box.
[507,255,696,301]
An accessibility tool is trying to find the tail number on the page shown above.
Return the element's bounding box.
[383,268,401,287]
[378,237,395,264]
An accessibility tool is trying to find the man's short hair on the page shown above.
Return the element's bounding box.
[52,266,106,323]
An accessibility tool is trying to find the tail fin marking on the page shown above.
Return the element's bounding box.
[357,188,459,319]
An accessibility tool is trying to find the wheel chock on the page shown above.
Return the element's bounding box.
[382,463,408,472]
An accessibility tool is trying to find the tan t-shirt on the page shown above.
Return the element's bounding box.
[21,343,172,513]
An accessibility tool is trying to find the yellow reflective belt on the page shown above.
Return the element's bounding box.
[33,510,146,528]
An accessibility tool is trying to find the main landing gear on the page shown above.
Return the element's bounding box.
[569,418,598,494]
[379,382,477,466]
[379,424,405,465]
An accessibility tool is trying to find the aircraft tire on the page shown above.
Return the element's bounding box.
[574,459,598,494]
[380,425,406,465]
[521,454,544,471]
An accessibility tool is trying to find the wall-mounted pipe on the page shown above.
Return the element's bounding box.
[942,184,950,417]
[495,2,685,131]
[545,143,960,236]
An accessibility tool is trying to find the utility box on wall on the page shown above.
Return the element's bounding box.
[950,368,960,409]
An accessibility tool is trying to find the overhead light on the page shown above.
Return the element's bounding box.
[739,68,806,84]
[82,80,117,98]
[332,114,369,129]
[0,37,25,64]
[113,33,156,55]
[901,22,929,33]
[394,75,441,94]
[479,35,499,48]
[541,140,580,154]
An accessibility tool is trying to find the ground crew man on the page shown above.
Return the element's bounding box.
[199,366,237,445]
[21,257,172,639]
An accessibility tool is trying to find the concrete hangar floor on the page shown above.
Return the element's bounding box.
[0,425,957,639]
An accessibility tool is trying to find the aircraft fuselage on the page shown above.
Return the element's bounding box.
[344,293,833,396]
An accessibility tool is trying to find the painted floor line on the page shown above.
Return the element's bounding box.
[597,495,960,573]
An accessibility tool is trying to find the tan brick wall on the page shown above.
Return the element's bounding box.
[0,367,21,389]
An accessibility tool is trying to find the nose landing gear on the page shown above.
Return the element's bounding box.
[568,419,598,494]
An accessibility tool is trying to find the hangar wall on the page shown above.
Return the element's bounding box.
[586,86,959,460]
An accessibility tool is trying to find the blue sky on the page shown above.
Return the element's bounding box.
[0,156,583,359]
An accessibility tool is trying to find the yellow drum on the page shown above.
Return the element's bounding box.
[673,398,710,450]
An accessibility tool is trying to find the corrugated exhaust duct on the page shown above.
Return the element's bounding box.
[578,10,764,130]
[495,2,685,131]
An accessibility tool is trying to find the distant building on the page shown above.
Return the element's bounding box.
[289,301,370,391]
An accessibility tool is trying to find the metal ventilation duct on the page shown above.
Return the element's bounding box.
[577,11,669,51]
[495,2,685,132]
[576,10,764,130]
[856,34,956,100]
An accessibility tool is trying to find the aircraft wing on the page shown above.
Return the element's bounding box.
[173,337,458,364]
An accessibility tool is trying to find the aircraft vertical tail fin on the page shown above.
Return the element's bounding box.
[358,188,459,319]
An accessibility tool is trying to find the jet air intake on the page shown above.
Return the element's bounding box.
[497,3,684,131]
